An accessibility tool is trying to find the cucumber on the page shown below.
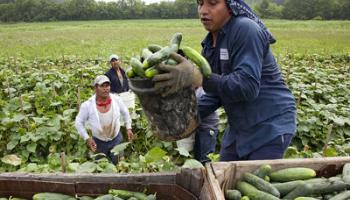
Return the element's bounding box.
[253,164,272,179]
[236,181,280,200]
[310,180,347,196]
[144,67,159,78]
[329,190,350,200]
[32,192,76,200]
[240,196,250,200]
[294,197,319,200]
[270,167,316,182]
[342,163,350,184]
[272,180,304,196]
[78,196,94,200]
[282,182,314,200]
[109,189,134,199]
[243,172,280,197]
[132,192,148,200]
[182,46,212,78]
[165,58,178,65]
[126,67,135,78]
[148,44,162,53]
[225,189,242,200]
[94,194,114,200]
[141,48,153,61]
[146,194,156,200]
[169,32,182,51]
[143,44,177,69]
[130,57,145,77]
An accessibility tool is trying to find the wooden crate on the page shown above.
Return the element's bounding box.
[0,168,205,200]
[201,157,350,200]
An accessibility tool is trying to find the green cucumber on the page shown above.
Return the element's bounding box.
[310,180,347,196]
[132,192,148,200]
[126,67,135,78]
[240,196,250,200]
[78,196,94,200]
[165,58,178,65]
[270,167,316,182]
[169,32,182,51]
[272,180,304,196]
[342,163,350,184]
[146,194,156,200]
[253,164,272,179]
[282,182,314,200]
[141,48,153,60]
[109,189,134,199]
[225,189,242,200]
[148,44,162,53]
[182,46,212,78]
[243,172,280,197]
[130,57,145,77]
[236,181,280,200]
[329,190,350,200]
[143,44,177,69]
[144,67,159,78]
[32,192,76,200]
[294,197,319,200]
[94,194,114,200]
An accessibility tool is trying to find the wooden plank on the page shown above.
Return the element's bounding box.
[206,157,350,200]
[0,180,75,199]
[176,168,204,197]
[0,172,175,183]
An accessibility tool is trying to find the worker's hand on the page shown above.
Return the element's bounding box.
[86,138,97,152]
[127,129,134,141]
[153,53,202,97]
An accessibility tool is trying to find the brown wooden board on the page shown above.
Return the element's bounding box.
[202,157,350,200]
[0,169,202,200]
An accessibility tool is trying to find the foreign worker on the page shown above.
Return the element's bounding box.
[75,75,134,164]
[152,0,296,161]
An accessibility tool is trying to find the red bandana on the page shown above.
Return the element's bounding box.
[96,97,112,107]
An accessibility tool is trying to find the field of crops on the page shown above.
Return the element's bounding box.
[0,19,349,173]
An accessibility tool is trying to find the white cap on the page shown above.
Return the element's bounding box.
[109,54,119,61]
[94,75,110,86]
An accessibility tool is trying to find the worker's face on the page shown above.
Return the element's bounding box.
[110,58,120,69]
[95,82,110,99]
[197,0,232,34]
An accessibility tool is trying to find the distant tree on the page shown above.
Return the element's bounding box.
[255,0,282,19]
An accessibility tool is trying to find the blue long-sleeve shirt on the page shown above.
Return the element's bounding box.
[199,16,296,157]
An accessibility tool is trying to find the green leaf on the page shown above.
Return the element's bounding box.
[78,161,97,173]
[67,162,80,172]
[182,159,204,169]
[176,147,190,157]
[26,142,37,153]
[7,139,18,150]
[145,147,167,163]
[111,142,130,156]
[12,114,26,122]
[1,154,21,166]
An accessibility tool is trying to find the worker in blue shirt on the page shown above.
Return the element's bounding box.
[152,0,296,161]
[105,54,129,94]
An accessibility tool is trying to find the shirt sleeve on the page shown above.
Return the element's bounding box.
[115,96,132,129]
[203,20,268,104]
[75,102,90,140]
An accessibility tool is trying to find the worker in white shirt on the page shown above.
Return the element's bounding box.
[75,75,133,164]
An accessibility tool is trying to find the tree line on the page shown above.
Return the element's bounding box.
[0,0,349,22]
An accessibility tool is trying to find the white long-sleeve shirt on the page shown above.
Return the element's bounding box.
[75,94,132,141]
